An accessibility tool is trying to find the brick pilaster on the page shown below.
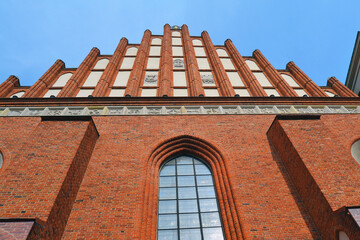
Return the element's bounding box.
[202,31,235,97]
[253,49,298,97]
[286,61,328,97]
[158,24,173,97]
[0,75,20,97]
[57,48,100,97]
[22,60,65,98]
[124,30,152,97]
[181,24,205,96]
[225,40,266,97]
[92,38,128,97]
[327,77,358,97]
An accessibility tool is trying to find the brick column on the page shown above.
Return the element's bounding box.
[327,77,358,97]
[92,38,128,97]
[202,31,235,97]
[286,61,328,97]
[124,30,152,97]
[0,75,20,97]
[181,24,205,96]
[22,60,65,98]
[158,24,173,97]
[57,47,100,97]
[253,49,298,97]
[225,40,266,97]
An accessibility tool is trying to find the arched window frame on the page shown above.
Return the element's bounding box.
[139,135,244,240]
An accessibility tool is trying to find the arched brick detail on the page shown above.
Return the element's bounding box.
[139,135,244,240]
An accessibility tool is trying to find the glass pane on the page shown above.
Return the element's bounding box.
[158,230,178,240]
[201,212,221,227]
[177,165,194,175]
[159,177,176,187]
[176,156,193,164]
[179,200,198,213]
[179,213,200,228]
[193,159,203,165]
[199,199,218,212]
[158,214,177,229]
[198,187,216,198]
[159,188,176,200]
[195,165,211,175]
[178,187,197,199]
[177,176,195,187]
[159,200,177,214]
[180,229,201,240]
[160,166,175,176]
[165,160,176,165]
[203,227,224,240]
[196,175,213,186]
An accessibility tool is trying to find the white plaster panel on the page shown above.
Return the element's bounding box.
[125,47,138,56]
[143,71,158,86]
[113,71,131,87]
[149,46,161,56]
[216,49,228,57]
[351,139,360,165]
[245,60,260,70]
[120,57,135,69]
[172,31,181,37]
[325,91,335,97]
[226,72,244,87]
[147,58,160,69]
[43,89,61,98]
[220,58,235,70]
[234,89,251,97]
[172,47,183,56]
[109,89,125,97]
[192,39,202,46]
[204,89,220,97]
[52,73,73,87]
[76,89,94,97]
[173,72,187,86]
[93,59,109,70]
[83,71,103,87]
[10,91,25,98]
[151,38,162,45]
[197,58,211,70]
[172,38,182,45]
[294,89,308,96]
[194,47,206,57]
[253,72,273,87]
[281,74,300,87]
[173,89,188,97]
[141,88,157,97]
[264,88,280,97]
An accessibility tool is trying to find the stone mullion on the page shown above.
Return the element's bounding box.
[158,24,173,97]
[327,77,358,97]
[57,48,100,97]
[286,61,328,97]
[22,60,65,98]
[253,49,298,97]
[181,24,205,96]
[124,30,151,97]
[202,31,235,97]
[225,40,267,97]
[0,75,20,97]
[92,38,128,97]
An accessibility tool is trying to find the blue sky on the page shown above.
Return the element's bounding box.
[0,0,359,87]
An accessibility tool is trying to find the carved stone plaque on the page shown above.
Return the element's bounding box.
[201,74,215,84]
[173,59,184,68]
[144,74,158,85]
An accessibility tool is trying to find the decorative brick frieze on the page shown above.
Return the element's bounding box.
[225,40,267,97]
[181,24,205,96]
[0,75,20,97]
[253,49,298,97]
[286,61,328,97]
[93,38,128,97]
[58,48,100,97]
[158,24,173,97]
[327,76,358,97]
[202,31,235,96]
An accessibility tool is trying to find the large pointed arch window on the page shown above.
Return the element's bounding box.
[157,155,225,240]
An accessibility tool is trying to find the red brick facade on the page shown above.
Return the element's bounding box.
[0,25,359,239]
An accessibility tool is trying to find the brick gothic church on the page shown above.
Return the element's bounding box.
[0,24,359,240]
